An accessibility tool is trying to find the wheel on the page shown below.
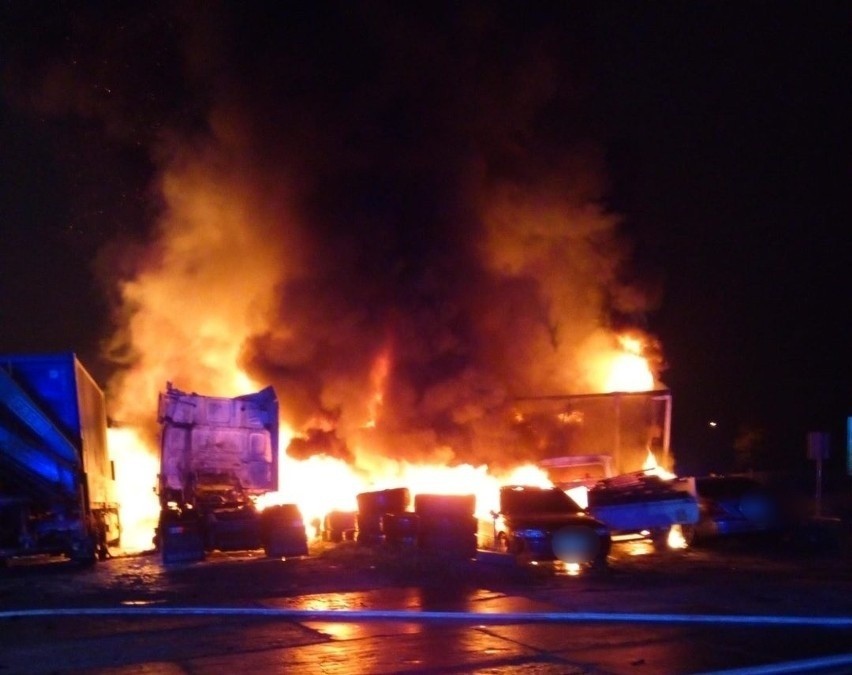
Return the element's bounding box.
[264,530,309,558]
[586,551,610,575]
[553,526,601,564]
[496,532,511,553]
[69,535,97,567]
[651,527,671,551]
[678,524,697,547]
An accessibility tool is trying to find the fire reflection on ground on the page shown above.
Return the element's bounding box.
[263,586,556,641]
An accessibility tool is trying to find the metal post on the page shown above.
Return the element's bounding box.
[655,392,672,470]
[613,394,621,473]
[806,431,830,519]
[815,456,823,518]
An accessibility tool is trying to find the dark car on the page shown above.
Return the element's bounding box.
[483,485,611,567]
[687,475,781,543]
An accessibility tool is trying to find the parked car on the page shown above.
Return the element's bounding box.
[482,485,611,568]
[686,475,781,543]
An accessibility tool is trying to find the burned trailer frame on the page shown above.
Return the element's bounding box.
[513,390,698,547]
[0,353,120,566]
[156,383,279,563]
[512,390,673,475]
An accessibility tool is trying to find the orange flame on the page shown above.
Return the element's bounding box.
[258,447,553,528]
[641,447,675,480]
[604,334,655,393]
[110,409,559,552]
[363,349,391,429]
[579,330,657,394]
[107,427,161,552]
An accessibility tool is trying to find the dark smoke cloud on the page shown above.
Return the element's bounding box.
[200,4,648,463]
[3,2,656,466]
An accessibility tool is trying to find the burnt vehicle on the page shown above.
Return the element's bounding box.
[543,455,699,550]
[483,485,611,567]
[586,470,699,550]
[685,475,782,543]
[156,383,280,563]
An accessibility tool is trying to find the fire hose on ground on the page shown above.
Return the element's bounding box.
[2,606,851,626]
[1,607,850,674]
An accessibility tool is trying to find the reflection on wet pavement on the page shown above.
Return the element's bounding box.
[264,586,561,640]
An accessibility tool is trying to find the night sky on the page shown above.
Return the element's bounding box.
[1,2,849,479]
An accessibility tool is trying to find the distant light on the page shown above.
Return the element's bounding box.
[708,421,718,428]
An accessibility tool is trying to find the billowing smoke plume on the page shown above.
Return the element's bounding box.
[3,3,658,467]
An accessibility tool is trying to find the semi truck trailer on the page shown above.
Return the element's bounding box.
[0,353,120,566]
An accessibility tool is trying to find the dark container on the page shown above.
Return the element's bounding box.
[414,493,476,518]
[382,511,420,546]
[159,509,205,564]
[356,487,410,515]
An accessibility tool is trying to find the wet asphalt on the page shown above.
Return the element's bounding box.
[1,534,851,674]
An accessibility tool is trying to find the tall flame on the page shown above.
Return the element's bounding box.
[605,334,655,392]
[580,331,656,394]
[107,427,161,552]
[363,349,391,429]
[641,447,675,480]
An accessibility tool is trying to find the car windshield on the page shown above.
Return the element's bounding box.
[696,477,761,499]
[500,487,582,515]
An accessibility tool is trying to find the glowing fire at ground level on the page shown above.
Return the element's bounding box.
[109,426,555,551]
[107,330,671,553]
[109,428,688,554]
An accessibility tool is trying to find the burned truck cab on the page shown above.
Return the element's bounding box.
[156,383,278,563]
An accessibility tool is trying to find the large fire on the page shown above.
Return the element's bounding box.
[108,333,660,553]
[109,425,558,551]
[1,4,687,558]
[92,57,667,552]
[603,335,656,393]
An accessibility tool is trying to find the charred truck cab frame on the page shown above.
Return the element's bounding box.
[156,383,280,563]
[517,390,698,548]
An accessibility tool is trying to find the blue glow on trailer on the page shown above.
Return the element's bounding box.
[0,426,78,496]
[0,366,80,466]
[847,416,852,477]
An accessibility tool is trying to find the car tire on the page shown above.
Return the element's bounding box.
[496,532,510,553]
[69,534,97,567]
[651,527,671,551]
[553,526,600,564]
[679,524,697,547]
